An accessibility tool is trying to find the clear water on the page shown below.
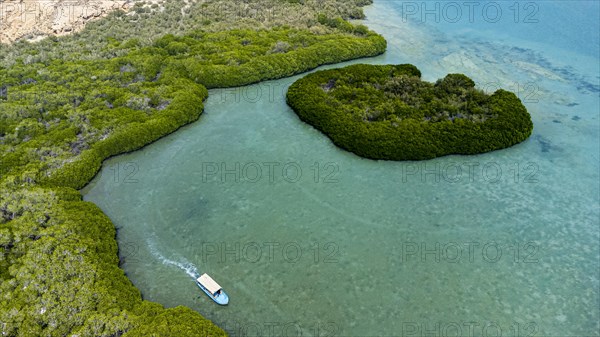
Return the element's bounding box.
[83,1,600,336]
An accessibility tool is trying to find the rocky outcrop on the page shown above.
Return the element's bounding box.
[0,0,131,43]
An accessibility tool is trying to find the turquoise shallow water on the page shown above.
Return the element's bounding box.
[83,1,599,336]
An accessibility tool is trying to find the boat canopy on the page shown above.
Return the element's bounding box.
[197,273,222,295]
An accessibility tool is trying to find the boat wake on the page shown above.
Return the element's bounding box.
[147,237,200,279]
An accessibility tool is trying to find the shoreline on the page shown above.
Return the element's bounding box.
[0,10,387,335]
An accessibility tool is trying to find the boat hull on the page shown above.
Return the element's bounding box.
[196,281,229,305]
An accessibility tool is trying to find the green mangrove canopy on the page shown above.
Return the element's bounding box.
[286,64,534,160]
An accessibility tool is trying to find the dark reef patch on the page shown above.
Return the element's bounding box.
[534,134,552,153]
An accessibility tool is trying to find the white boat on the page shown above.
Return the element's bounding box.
[196,273,229,305]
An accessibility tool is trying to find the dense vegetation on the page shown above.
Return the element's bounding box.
[286,64,533,160]
[0,28,385,187]
[0,0,375,66]
[0,1,385,335]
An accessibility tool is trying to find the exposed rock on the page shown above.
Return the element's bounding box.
[0,0,132,44]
